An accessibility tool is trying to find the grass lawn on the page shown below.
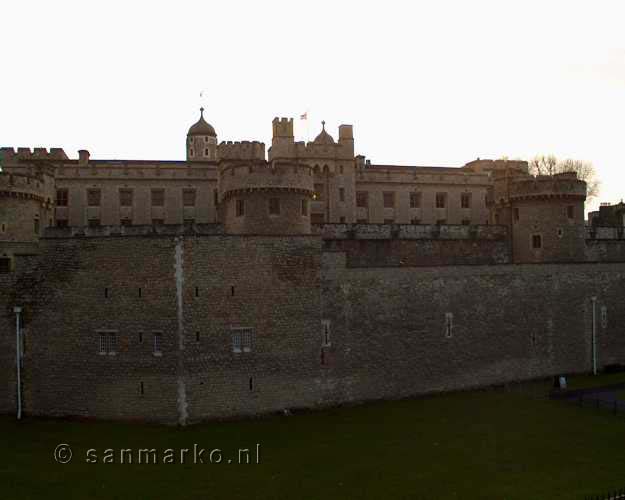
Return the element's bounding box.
[2,377,625,500]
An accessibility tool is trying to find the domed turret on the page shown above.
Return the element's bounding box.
[187,108,217,162]
[313,121,335,145]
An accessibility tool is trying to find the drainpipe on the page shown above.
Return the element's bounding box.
[591,296,597,375]
[13,306,22,420]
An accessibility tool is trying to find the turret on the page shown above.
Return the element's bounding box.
[186,108,217,162]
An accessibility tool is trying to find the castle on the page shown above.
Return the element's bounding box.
[1,110,625,424]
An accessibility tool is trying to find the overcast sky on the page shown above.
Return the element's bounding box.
[1,0,624,212]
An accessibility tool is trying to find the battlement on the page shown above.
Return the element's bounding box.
[217,141,265,161]
[219,161,313,201]
[314,223,508,240]
[0,171,49,200]
[272,117,294,138]
[507,174,586,200]
[463,158,529,175]
[0,147,68,162]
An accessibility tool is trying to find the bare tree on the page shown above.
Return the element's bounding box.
[529,155,600,200]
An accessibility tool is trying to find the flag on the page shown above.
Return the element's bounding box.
[300,112,307,120]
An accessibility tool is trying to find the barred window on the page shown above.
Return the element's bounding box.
[151,189,165,207]
[445,313,453,338]
[56,189,69,206]
[153,332,162,355]
[232,328,253,353]
[87,189,101,207]
[119,189,133,207]
[321,320,331,347]
[98,332,117,355]
[183,189,196,207]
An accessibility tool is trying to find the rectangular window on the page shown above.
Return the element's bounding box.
[232,330,242,353]
[313,184,324,201]
[236,199,245,217]
[153,332,162,355]
[151,189,165,207]
[269,198,280,215]
[461,219,471,225]
[301,199,308,216]
[339,165,344,175]
[0,258,11,274]
[34,218,40,234]
[152,218,164,225]
[120,218,132,226]
[119,189,133,207]
[98,332,117,355]
[514,208,520,221]
[339,216,346,223]
[409,192,421,208]
[213,189,219,207]
[183,189,196,207]
[356,218,367,224]
[436,192,447,209]
[183,218,195,225]
[56,219,68,228]
[532,234,542,249]
[567,205,574,219]
[231,328,253,353]
[339,188,345,202]
[411,218,421,225]
[88,219,100,227]
[356,191,368,208]
[383,192,395,208]
[461,192,471,209]
[436,219,447,225]
[56,189,68,206]
[321,320,331,346]
[87,189,101,207]
[384,218,394,224]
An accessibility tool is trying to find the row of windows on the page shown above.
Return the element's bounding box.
[312,215,475,225]
[71,218,197,228]
[99,331,161,355]
[234,199,309,217]
[56,188,202,208]
[353,191,472,209]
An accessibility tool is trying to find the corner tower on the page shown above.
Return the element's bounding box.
[187,108,217,162]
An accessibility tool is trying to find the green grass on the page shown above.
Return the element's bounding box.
[565,372,625,390]
[2,378,625,500]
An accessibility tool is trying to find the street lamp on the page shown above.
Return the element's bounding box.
[13,306,22,420]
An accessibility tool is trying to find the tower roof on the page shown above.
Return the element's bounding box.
[313,121,335,145]
[187,108,216,137]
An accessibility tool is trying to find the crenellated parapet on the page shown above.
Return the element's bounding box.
[0,171,53,206]
[217,141,266,161]
[1,147,68,162]
[507,173,587,201]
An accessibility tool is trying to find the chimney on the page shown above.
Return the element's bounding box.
[78,150,90,166]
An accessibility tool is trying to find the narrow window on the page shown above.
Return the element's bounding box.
[139,332,143,343]
[56,188,69,206]
[339,188,345,202]
[0,258,11,274]
[140,382,144,395]
[99,333,107,354]
[104,287,109,298]
[34,218,40,234]
[461,192,471,209]
[231,285,235,296]
[436,192,447,209]
[567,205,575,219]
[601,306,608,329]
[409,192,421,208]
[204,148,209,156]
[383,192,394,208]
[514,208,520,221]
[196,331,200,342]
[213,189,219,207]
[0,223,5,233]
[301,199,308,216]
[339,165,344,174]
[195,286,199,297]
[321,320,331,346]
[249,377,254,391]
[242,329,253,353]
[445,313,453,338]
[235,199,245,217]
[153,333,162,355]
[138,287,142,298]
[232,331,242,353]
[269,198,280,215]
[532,234,542,250]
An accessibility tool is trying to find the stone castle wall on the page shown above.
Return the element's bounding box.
[1,229,625,423]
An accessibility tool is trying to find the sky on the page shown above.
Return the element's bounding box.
[1,0,624,213]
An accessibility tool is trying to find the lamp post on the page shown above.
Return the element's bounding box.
[591,297,597,376]
[13,306,22,420]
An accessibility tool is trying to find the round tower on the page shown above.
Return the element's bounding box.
[187,107,217,162]
[218,144,314,234]
[0,167,55,267]
[490,170,587,263]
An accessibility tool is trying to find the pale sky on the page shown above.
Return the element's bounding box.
[1,0,624,213]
